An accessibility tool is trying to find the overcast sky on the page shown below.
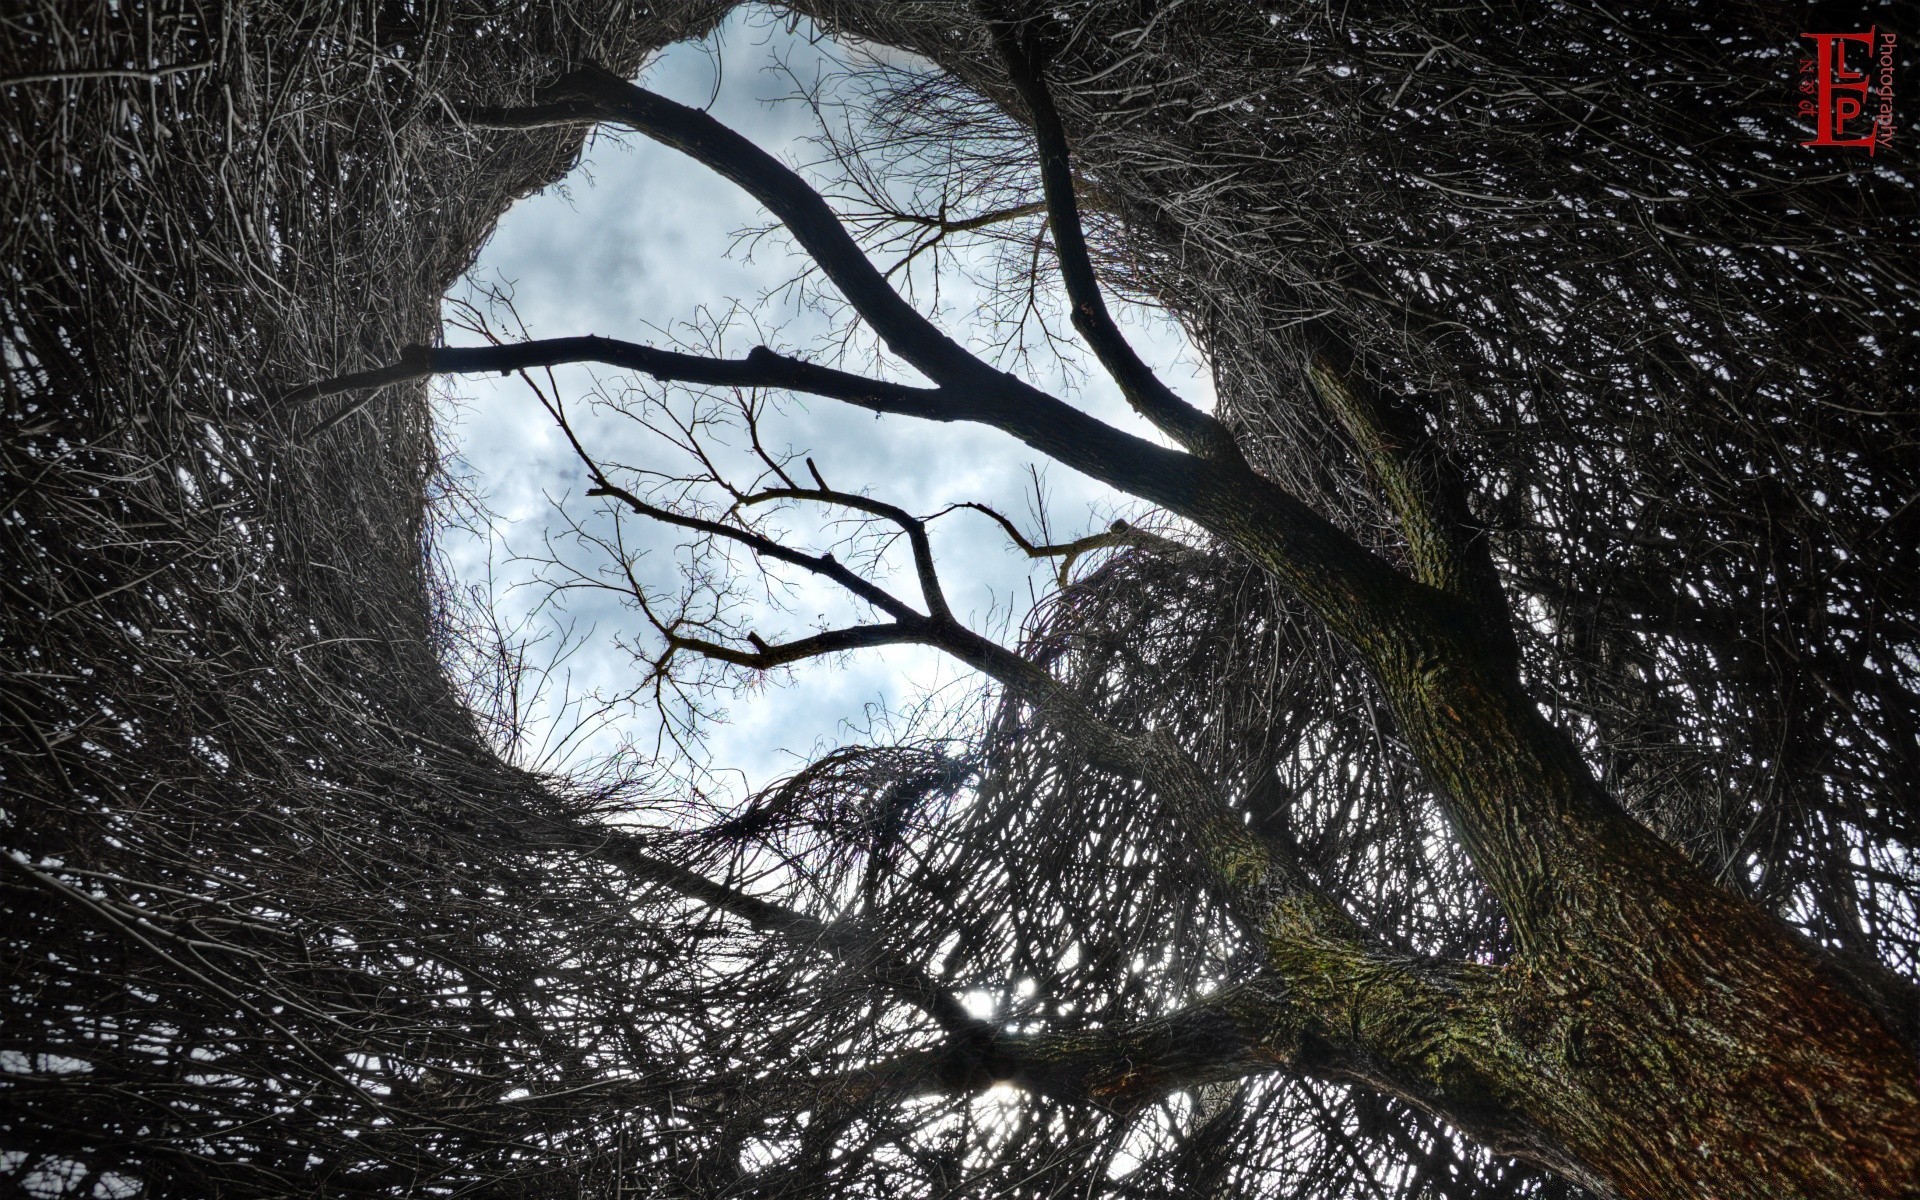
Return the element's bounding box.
[435,8,1212,796]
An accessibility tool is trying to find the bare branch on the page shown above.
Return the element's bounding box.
[582,477,923,625]
[717,966,1578,1191]
[506,65,994,390]
[886,195,1049,236]
[1304,346,1516,663]
[284,338,955,437]
[744,486,955,624]
[296,70,1424,673]
[986,23,1242,461]
[666,621,927,671]
[521,813,982,1036]
[952,503,1196,585]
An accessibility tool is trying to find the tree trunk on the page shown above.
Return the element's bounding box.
[300,12,1920,1195]
[1483,841,1920,1199]
[1350,593,1920,1199]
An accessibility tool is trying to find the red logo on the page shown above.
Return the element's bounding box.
[1800,29,1896,152]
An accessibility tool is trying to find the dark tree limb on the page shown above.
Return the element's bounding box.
[665,621,926,671]
[986,23,1242,461]
[447,71,1431,655]
[471,66,991,389]
[1305,346,1518,665]
[284,338,954,439]
[715,970,1604,1193]
[286,336,1421,663]
[583,476,922,624]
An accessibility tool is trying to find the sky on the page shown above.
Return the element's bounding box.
[435,8,1212,797]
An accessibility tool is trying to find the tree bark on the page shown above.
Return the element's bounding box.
[1217,468,1920,1198]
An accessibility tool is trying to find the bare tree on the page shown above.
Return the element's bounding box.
[9,2,1917,1198]
[286,7,1920,1197]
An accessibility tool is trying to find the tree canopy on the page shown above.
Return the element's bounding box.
[4,2,1916,1198]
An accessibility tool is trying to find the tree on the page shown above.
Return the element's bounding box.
[6,2,1917,1198]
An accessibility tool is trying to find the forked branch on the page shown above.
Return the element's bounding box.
[712,964,1567,1187]
[301,68,1420,651]
[957,503,1197,585]
[1304,343,1516,661]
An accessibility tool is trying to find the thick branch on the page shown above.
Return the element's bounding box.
[454,72,1417,653]
[989,27,1240,460]
[519,66,992,388]
[743,487,954,624]
[753,979,1304,1119]
[726,969,1595,1188]
[1305,345,1516,662]
[667,621,923,671]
